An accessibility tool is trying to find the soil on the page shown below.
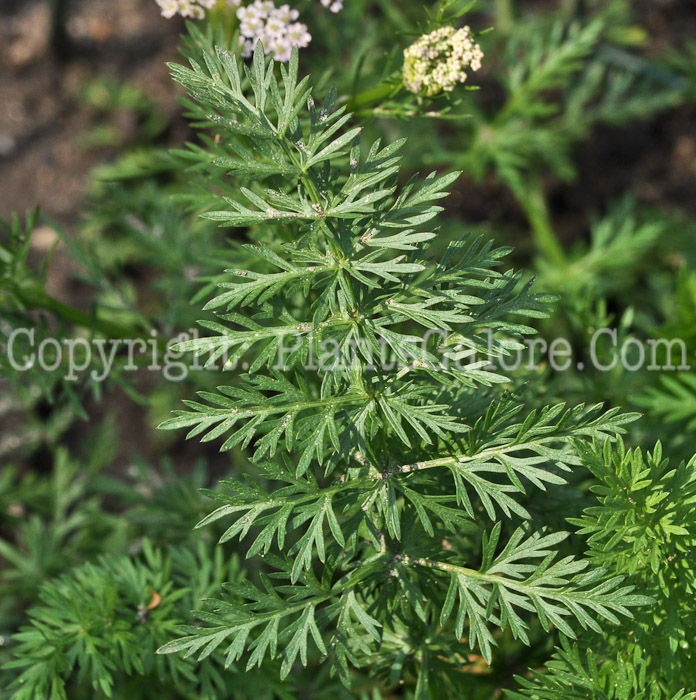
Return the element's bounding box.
[0,0,186,225]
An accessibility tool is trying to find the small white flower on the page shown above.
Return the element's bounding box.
[155,0,220,19]
[230,0,311,62]
[264,34,290,60]
[273,4,299,22]
[287,22,311,48]
[272,44,293,62]
[241,16,265,37]
[177,0,194,16]
[252,0,275,16]
[264,16,287,38]
[237,4,260,20]
[156,0,179,18]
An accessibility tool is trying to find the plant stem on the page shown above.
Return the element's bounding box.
[511,175,567,268]
[14,280,156,343]
[374,0,411,33]
[495,0,514,35]
[345,79,402,112]
[210,2,240,44]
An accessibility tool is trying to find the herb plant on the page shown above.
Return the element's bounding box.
[152,42,650,693]
[2,1,696,699]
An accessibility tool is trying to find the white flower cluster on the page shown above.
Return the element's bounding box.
[237,0,311,62]
[320,0,343,12]
[156,0,241,20]
[155,0,340,62]
[403,26,484,97]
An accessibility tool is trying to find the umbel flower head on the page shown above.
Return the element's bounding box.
[237,0,311,62]
[403,25,483,96]
[155,0,314,63]
[156,0,241,20]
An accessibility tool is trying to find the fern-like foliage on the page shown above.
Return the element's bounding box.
[564,439,696,693]
[156,43,647,691]
[536,197,668,296]
[6,541,241,700]
[506,438,696,698]
[508,638,696,700]
[458,10,683,189]
[638,373,696,430]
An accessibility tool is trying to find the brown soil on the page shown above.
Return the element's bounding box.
[0,0,184,226]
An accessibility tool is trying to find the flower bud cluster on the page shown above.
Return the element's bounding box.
[156,0,241,20]
[236,0,311,62]
[403,26,483,97]
[156,0,342,62]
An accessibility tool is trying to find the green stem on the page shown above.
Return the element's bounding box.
[374,0,411,33]
[405,555,498,584]
[495,0,514,35]
[381,437,568,478]
[510,175,567,268]
[345,78,403,113]
[14,281,157,344]
[209,2,240,45]
[203,393,369,420]
[404,555,587,604]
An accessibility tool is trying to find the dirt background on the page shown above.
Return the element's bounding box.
[0,0,187,225]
